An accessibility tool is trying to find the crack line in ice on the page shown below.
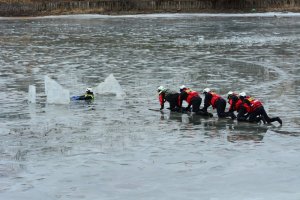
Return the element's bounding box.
[222,57,289,95]
[174,35,300,47]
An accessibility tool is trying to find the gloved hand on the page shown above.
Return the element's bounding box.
[185,107,191,112]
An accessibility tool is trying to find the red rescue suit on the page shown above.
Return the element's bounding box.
[179,88,202,112]
[237,96,282,125]
[242,97,263,113]
[203,91,229,118]
[228,98,242,112]
[203,92,221,109]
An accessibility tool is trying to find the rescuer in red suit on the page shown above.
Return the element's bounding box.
[237,92,282,125]
[201,88,233,118]
[225,91,243,119]
[178,85,202,113]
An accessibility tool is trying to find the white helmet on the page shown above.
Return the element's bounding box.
[239,92,246,97]
[157,86,166,94]
[203,88,211,94]
[179,85,187,92]
[179,85,188,92]
[179,85,186,90]
[227,91,234,99]
[86,87,93,93]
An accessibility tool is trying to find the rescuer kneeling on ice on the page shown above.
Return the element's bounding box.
[237,92,282,125]
[225,91,243,119]
[178,85,202,113]
[201,88,233,118]
[157,86,180,111]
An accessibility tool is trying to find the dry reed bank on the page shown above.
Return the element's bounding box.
[0,0,299,16]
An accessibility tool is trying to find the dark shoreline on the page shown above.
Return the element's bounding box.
[2,9,300,18]
[1,0,300,17]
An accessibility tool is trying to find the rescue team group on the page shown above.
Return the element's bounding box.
[157,85,282,125]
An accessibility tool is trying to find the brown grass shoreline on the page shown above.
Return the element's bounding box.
[0,0,300,17]
[2,8,300,17]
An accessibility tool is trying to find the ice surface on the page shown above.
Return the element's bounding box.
[28,85,36,103]
[44,75,70,104]
[1,15,300,200]
[94,74,125,98]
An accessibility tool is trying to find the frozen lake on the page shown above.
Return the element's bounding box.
[0,13,300,200]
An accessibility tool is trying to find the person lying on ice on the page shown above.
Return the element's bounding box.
[71,87,94,101]
[178,85,202,113]
[225,91,243,119]
[237,92,282,125]
[201,88,234,118]
[157,86,181,111]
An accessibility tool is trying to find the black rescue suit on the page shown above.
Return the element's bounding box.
[179,88,202,112]
[78,92,94,100]
[159,89,180,111]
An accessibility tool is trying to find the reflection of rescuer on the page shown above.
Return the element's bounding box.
[237,92,282,125]
[157,86,180,111]
[226,91,243,119]
[77,88,95,100]
[201,88,234,118]
[178,85,202,112]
